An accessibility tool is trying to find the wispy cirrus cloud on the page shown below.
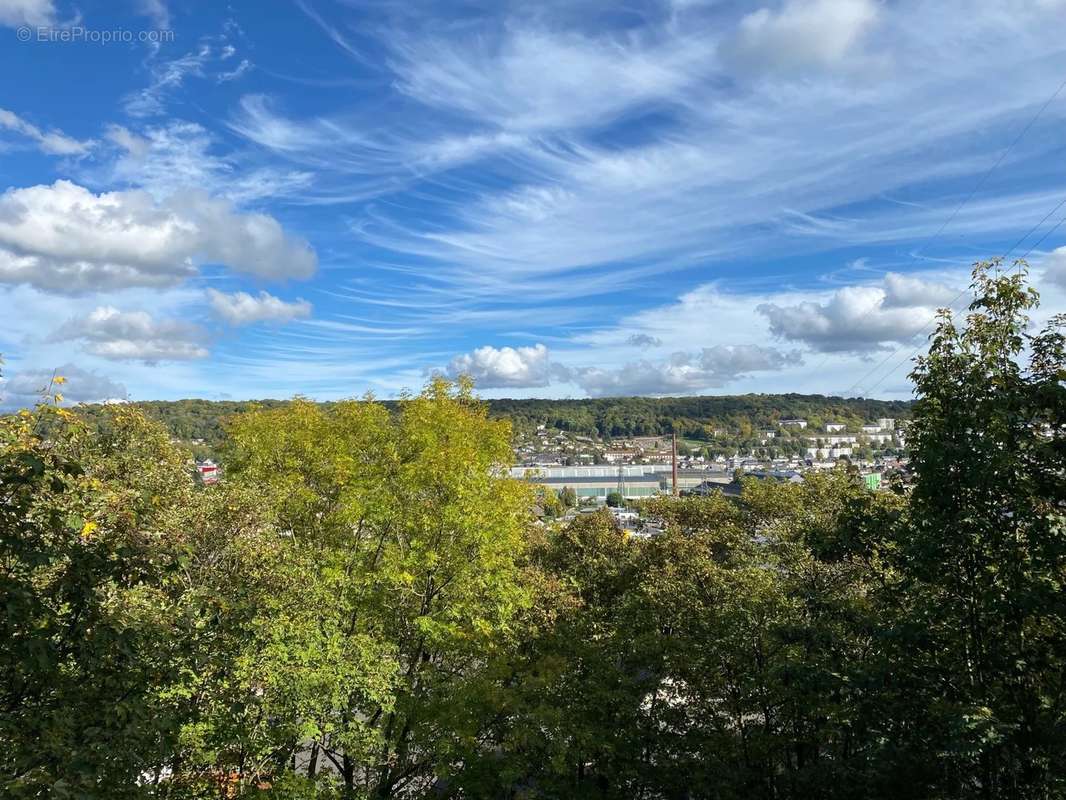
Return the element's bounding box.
[0,0,55,27]
[99,119,313,203]
[239,0,1066,304]
[0,107,94,155]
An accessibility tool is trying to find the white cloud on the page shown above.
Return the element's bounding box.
[443,343,555,388]
[104,124,151,157]
[332,0,1066,302]
[51,306,209,362]
[0,363,127,408]
[442,339,800,396]
[1042,246,1066,289]
[0,108,94,155]
[137,0,169,28]
[226,94,525,199]
[124,45,211,118]
[0,0,54,27]
[102,120,313,204]
[389,25,708,133]
[208,289,311,325]
[627,333,662,349]
[757,272,957,353]
[218,58,252,82]
[0,180,317,293]
[730,0,880,72]
[564,345,802,397]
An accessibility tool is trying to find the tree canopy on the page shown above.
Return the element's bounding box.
[1,261,1063,799]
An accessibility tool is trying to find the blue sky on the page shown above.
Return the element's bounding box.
[1,0,1065,405]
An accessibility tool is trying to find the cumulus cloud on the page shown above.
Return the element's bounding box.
[757,272,957,354]
[730,0,879,72]
[0,180,317,293]
[0,363,127,409]
[443,343,555,388]
[1042,246,1066,289]
[51,306,209,362]
[0,108,94,155]
[563,345,802,397]
[208,289,311,325]
[0,0,55,27]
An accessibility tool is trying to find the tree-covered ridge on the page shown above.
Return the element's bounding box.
[489,393,912,439]
[1,262,1063,799]
[76,393,913,450]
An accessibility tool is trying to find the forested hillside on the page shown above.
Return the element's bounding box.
[76,393,912,449]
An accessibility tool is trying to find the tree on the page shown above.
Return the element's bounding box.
[606,491,624,508]
[454,510,652,798]
[540,487,564,518]
[559,485,578,508]
[223,378,534,797]
[895,260,1066,797]
[0,403,195,797]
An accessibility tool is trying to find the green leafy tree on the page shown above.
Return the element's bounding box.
[539,488,564,518]
[0,404,193,797]
[224,378,534,797]
[455,510,652,798]
[894,260,1066,796]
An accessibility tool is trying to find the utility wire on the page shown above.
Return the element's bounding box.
[841,76,1066,397]
[855,209,1066,398]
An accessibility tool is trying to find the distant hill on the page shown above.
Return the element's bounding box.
[73,394,912,451]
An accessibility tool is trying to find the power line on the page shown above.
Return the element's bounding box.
[833,74,1066,398]
[911,75,1066,261]
[1019,212,1066,260]
[855,209,1066,398]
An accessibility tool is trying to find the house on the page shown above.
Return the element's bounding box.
[779,418,808,429]
[685,479,744,497]
[876,418,896,430]
[825,422,847,432]
[684,470,803,498]
[807,446,853,460]
[822,435,857,445]
[861,433,893,444]
[196,460,219,485]
[861,424,882,434]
